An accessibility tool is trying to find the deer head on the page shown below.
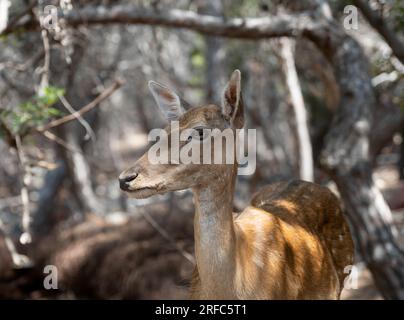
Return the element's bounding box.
[119,70,244,198]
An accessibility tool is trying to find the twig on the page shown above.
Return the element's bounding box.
[40,130,117,170]
[41,130,82,154]
[38,28,50,94]
[372,70,400,88]
[138,208,195,265]
[0,219,33,269]
[58,94,96,141]
[14,135,32,245]
[26,159,59,170]
[0,61,30,72]
[35,79,124,132]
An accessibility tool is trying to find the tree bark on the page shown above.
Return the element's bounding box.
[353,0,404,64]
[245,45,299,181]
[1,4,322,39]
[197,0,226,103]
[305,4,404,299]
[31,160,66,235]
[370,99,404,159]
[53,43,103,217]
[333,167,404,298]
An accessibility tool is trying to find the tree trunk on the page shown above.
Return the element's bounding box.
[54,42,103,216]
[245,43,299,181]
[279,37,314,182]
[370,97,404,159]
[305,7,404,300]
[353,0,404,64]
[278,0,404,299]
[62,130,102,215]
[333,166,404,298]
[197,0,226,103]
[31,160,66,235]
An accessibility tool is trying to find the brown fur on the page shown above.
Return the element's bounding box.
[120,71,354,300]
[189,180,353,299]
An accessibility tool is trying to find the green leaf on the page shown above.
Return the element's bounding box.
[0,85,65,135]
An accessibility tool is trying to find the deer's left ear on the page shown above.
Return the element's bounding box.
[148,81,185,121]
[221,69,244,129]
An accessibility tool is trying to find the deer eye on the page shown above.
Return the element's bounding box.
[196,128,206,140]
[187,128,208,142]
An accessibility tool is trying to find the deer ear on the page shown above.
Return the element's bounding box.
[148,81,185,120]
[221,69,244,128]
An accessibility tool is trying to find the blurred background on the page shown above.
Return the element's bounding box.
[0,0,403,299]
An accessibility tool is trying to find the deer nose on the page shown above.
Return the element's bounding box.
[119,173,138,191]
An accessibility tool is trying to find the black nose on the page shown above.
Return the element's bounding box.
[119,173,138,190]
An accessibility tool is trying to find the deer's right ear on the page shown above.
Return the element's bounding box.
[221,69,244,129]
[148,81,185,121]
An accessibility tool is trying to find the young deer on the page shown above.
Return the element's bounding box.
[119,70,354,299]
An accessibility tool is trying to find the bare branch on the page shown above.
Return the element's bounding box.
[1,4,321,39]
[58,94,96,141]
[40,131,115,170]
[35,79,124,132]
[353,0,404,64]
[0,219,33,269]
[279,37,314,182]
[14,135,32,245]
[372,70,401,87]
[38,29,50,94]
[41,130,82,154]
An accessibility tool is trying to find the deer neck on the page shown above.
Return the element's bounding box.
[192,165,237,297]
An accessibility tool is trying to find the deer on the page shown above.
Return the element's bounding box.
[119,70,354,299]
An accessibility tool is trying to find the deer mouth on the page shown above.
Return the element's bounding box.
[126,186,158,199]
